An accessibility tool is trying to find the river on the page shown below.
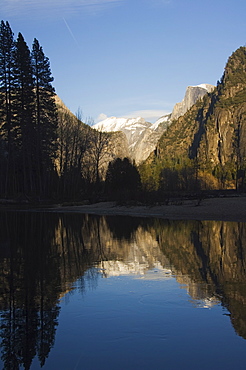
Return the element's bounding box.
[0,211,246,369]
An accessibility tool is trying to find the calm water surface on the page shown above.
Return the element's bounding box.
[0,212,246,369]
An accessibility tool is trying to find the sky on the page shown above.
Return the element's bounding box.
[1,0,246,123]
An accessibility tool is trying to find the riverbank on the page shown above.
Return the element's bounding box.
[47,195,246,222]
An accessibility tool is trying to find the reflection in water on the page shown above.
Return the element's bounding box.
[0,213,61,370]
[0,212,246,368]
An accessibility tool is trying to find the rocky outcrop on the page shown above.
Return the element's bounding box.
[107,130,129,162]
[129,115,171,163]
[196,48,246,168]
[170,84,215,121]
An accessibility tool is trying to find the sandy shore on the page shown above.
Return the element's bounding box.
[48,196,246,222]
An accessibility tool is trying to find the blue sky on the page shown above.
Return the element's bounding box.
[1,0,246,123]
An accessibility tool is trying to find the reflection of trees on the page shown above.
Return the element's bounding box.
[105,215,143,241]
[0,212,61,369]
[0,212,142,369]
[0,212,113,369]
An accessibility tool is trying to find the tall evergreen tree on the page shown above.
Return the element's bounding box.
[31,38,58,196]
[0,21,17,195]
[0,23,58,198]
[14,32,36,194]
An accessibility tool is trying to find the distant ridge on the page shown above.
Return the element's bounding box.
[92,84,214,163]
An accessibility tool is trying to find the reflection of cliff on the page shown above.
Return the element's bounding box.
[148,219,246,339]
[197,221,246,339]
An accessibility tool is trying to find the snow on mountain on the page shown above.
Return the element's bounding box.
[93,116,152,133]
[92,115,169,163]
[171,83,215,121]
[92,83,214,163]
[194,83,215,92]
[151,113,171,131]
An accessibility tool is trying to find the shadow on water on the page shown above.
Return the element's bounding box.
[0,211,246,368]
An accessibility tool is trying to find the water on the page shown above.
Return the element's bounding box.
[0,212,246,369]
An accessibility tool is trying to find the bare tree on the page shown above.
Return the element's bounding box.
[88,129,111,185]
[57,107,92,198]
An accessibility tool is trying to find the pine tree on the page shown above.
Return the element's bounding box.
[0,23,58,198]
[31,38,58,196]
[105,157,141,201]
[0,21,17,195]
[14,32,36,194]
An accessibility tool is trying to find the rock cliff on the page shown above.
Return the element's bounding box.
[147,46,246,189]
[170,84,215,121]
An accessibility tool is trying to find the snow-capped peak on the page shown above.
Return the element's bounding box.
[92,116,151,133]
[192,83,215,92]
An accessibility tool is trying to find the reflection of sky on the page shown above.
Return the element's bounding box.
[91,258,219,310]
[54,273,245,370]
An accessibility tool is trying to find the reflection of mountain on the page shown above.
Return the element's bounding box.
[0,212,246,369]
[148,219,246,338]
[96,223,172,277]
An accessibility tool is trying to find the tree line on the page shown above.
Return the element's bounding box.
[0,21,58,198]
[0,21,143,202]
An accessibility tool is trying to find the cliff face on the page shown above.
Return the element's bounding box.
[199,47,246,166]
[132,116,171,163]
[170,84,215,121]
[155,47,246,171]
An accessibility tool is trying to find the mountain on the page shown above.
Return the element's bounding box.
[93,115,171,163]
[93,116,151,133]
[170,84,215,121]
[92,84,213,164]
[143,46,246,190]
